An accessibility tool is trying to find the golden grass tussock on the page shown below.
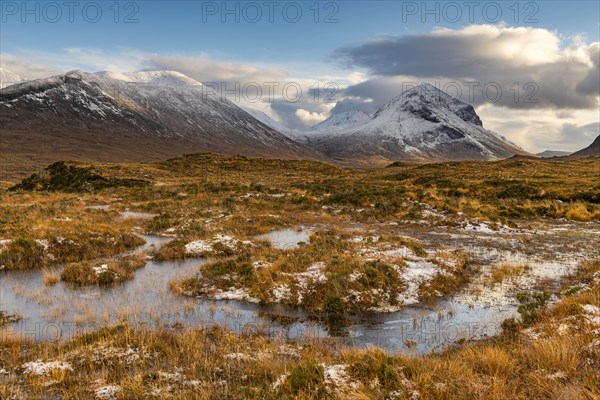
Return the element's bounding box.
[487,263,530,285]
[42,268,59,286]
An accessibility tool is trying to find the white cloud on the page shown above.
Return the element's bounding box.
[295,108,329,126]
[477,104,599,152]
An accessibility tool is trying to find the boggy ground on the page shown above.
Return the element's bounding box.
[0,153,599,398]
[1,260,599,399]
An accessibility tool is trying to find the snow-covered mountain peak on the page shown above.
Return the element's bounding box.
[302,83,527,162]
[376,83,483,127]
[0,67,27,89]
[305,110,371,134]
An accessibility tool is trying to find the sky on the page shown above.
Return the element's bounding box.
[1,0,599,152]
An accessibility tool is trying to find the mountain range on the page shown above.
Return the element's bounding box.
[0,70,322,180]
[536,150,572,158]
[2,68,595,180]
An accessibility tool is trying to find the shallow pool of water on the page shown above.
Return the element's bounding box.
[121,210,156,219]
[255,227,312,250]
[0,230,580,354]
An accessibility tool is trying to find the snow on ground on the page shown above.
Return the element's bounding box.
[271,372,290,390]
[22,360,73,376]
[224,352,252,361]
[211,287,260,303]
[321,363,360,391]
[252,260,271,269]
[67,343,156,366]
[93,264,110,275]
[359,245,414,261]
[461,219,514,234]
[153,371,202,389]
[185,234,252,255]
[522,302,600,344]
[456,258,579,308]
[0,239,12,250]
[95,385,121,400]
[271,284,293,302]
[582,304,600,326]
[271,262,328,304]
[396,260,441,306]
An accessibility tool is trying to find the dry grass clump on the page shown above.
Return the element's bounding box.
[60,254,147,286]
[172,231,395,312]
[487,263,530,285]
[0,311,22,326]
[152,239,188,261]
[565,203,597,222]
[42,268,59,286]
[0,238,47,270]
[418,251,472,303]
[48,230,145,264]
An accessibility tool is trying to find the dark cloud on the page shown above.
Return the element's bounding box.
[576,43,600,96]
[333,26,600,111]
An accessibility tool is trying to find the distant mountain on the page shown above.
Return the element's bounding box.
[536,150,571,158]
[303,83,528,163]
[304,110,371,136]
[242,106,300,139]
[568,136,600,158]
[0,70,323,180]
[0,68,27,89]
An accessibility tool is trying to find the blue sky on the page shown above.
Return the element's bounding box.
[1,1,599,151]
[2,1,599,57]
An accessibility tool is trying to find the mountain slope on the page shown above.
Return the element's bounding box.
[568,136,600,158]
[0,70,323,180]
[0,68,27,89]
[304,83,528,163]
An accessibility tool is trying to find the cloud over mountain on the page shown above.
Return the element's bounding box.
[333,25,600,110]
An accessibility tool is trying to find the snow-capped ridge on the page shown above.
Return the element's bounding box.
[94,70,202,87]
[0,67,28,89]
